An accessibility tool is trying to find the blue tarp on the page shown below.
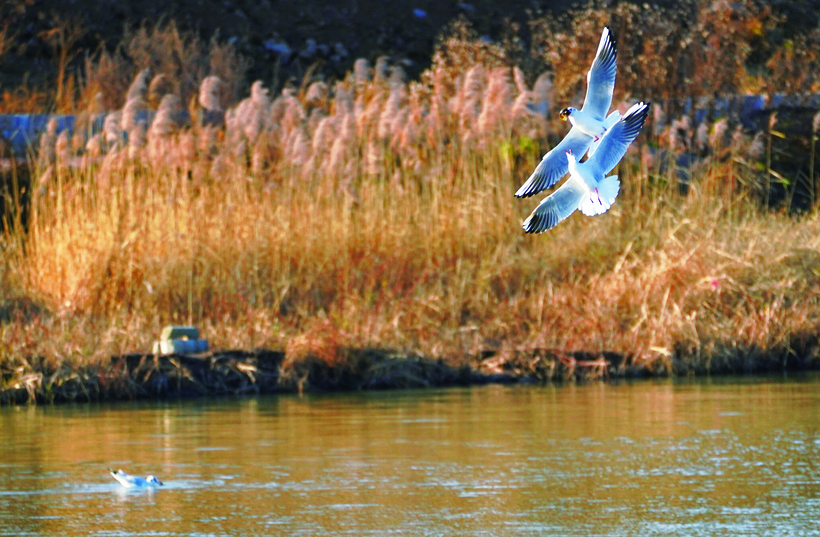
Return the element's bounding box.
[0,114,76,156]
[0,109,190,156]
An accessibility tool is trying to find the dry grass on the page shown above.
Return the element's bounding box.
[529,0,790,104]
[3,2,820,402]
[4,126,819,379]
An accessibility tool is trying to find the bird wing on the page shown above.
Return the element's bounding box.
[587,109,622,157]
[515,126,593,198]
[110,469,134,487]
[522,172,589,233]
[585,102,649,177]
[580,27,617,121]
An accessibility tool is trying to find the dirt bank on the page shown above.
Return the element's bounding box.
[3,338,819,405]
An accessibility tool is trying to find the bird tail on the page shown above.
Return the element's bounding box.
[579,175,619,216]
[588,110,622,157]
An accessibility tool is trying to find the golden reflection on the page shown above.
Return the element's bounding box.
[0,376,819,535]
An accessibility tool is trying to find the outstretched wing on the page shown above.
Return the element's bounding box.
[515,127,593,198]
[581,26,617,121]
[522,173,589,233]
[585,102,650,177]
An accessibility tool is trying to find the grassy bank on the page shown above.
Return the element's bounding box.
[3,2,820,404]
[3,127,820,404]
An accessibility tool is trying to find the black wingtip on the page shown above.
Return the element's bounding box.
[622,101,651,132]
[516,182,545,199]
[522,219,539,234]
[598,26,617,64]
[604,25,615,47]
[522,211,558,234]
[522,214,537,234]
[515,158,566,199]
[515,184,534,199]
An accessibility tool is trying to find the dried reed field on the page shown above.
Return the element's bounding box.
[2,1,820,402]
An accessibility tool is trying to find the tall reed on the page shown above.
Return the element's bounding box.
[3,1,820,376]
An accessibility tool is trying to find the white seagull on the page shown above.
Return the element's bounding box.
[109,468,164,489]
[515,26,620,198]
[522,101,650,234]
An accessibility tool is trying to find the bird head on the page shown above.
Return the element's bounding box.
[559,107,573,121]
[146,476,163,486]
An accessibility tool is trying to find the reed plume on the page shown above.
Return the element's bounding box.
[148,73,174,109]
[477,67,514,139]
[121,96,147,135]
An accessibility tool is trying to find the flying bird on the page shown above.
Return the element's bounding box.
[515,27,620,198]
[109,468,164,489]
[522,101,650,234]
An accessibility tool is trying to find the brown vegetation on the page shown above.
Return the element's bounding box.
[3,1,820,404]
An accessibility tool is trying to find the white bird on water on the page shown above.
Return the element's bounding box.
[522,101,650,234]
[109,468,163,489]
[515,26,621,198]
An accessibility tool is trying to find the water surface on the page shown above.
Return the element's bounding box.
[1,375,819,536]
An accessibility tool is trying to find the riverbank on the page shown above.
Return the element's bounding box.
[6,149,820,405]
[3,336,819,405]
[5,156,820,406]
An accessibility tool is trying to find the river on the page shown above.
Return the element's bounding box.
[1,374,819,536]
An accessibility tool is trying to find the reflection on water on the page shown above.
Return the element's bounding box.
[1,374,819,536]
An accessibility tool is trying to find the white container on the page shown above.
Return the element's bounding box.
[151,325,208,355]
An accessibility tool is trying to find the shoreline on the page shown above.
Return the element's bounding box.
[3,340,819,405]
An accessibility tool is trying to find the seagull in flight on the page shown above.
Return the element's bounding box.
[515,26,620,198]
[109,469,164,489]
[522,101,650,234]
